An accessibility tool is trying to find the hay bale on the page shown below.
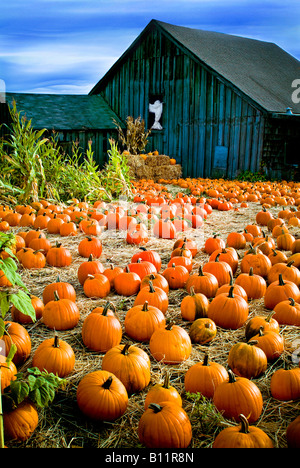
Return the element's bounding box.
[135,165,156,179]
[145,155,170,166]
[154,164,182,180]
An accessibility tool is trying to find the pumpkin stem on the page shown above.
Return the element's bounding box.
[202,353,209,367]
[162,372,171,389]
[121,343,131,355]
[289,297,295,306]
[265,311,275,322]
[54,290,60,301]
[249,267,254,277]
[239,414,250,434]
[102,376,113,389]
[53,335,60,348]
[228,286,235,298]
[228,369,237,383]
[278,274,285,286]
[142,301,149,311]
[103,301,115,315]
[148,403,163,413]
[88,254,93,262]
[148,280,156,293]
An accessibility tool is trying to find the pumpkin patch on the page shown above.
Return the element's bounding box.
[1,176,300,449]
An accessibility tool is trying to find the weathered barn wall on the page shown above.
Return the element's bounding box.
[95,26,265,179]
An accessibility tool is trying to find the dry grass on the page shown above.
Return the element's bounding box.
[4,195,300,449]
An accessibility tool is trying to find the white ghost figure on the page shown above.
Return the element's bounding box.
[149,100,163,130]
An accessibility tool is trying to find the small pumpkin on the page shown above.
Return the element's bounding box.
[1,321,32,366]
[185,265,219,298]
[0,355,17,392]
[228,341,268,379]
[180,287,209,321]
[134,280,169,314]
[114,266,141,296]
[264,274,300,310]
[78,236,102,258]
[235,267,267,300]
[43,275,76,305]
[189,318,217,345]
[273,297,300,326]
[46,242,72,267]
[245,311,280,341]
[251,327,284,362]
[11,294,44,324]
[162,263,189,289]
[83,273,111,298]
[144,372,182,409]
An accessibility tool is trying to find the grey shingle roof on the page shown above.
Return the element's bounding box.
[155,20,300,114]
[4,93,123,130]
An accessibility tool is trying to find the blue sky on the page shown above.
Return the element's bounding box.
[1,0,300,95]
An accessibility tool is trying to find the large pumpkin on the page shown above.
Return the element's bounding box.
[207,286,249,330]
[138,401,192,448]
[76,370,128,421]
[149,323,192,364]
[124,301,166,342]
[42,291,80,331]
[184,353,228,398]
[270,367,300,401]
[3,401,39,442]
[213,370,263,423]
[32,335,75,378]
[101,343,151,394]
[81,301,122,352]
[1,321,31,366]
[212,414,274,448]
[185,266,218,298]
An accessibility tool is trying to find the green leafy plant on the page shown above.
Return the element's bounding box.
[0,232,36,329]
[0,367,66,448]
[98,138,134,200]
[0,232,39,448]
[185,392,226,445]
[1,101,52,203]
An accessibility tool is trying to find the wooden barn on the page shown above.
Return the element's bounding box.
[89,19,300,180]
[1,19,300,180]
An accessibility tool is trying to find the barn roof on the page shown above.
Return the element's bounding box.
[4,93,123,130]
[90,19,300,115]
